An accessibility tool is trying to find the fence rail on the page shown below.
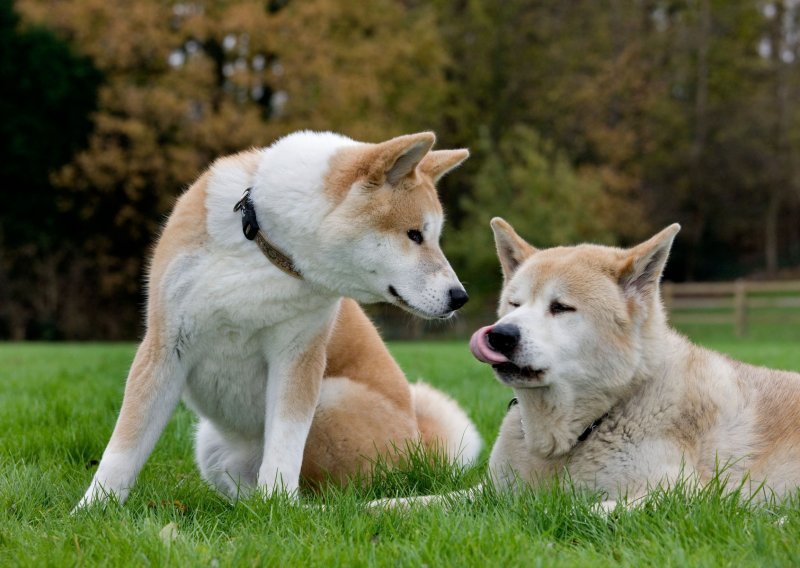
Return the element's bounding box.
[662,280,800,337]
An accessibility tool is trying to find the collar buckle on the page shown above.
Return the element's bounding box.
[233,187,260,241]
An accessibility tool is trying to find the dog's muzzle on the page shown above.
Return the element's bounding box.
[470,325,547,386]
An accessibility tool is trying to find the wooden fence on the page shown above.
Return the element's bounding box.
[662,280,800,337]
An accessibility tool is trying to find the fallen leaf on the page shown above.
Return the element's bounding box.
[159,522,179,544]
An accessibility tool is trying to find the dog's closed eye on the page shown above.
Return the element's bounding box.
[549,300,575,315]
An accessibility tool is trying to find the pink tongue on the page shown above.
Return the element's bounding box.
[469,325,510,365]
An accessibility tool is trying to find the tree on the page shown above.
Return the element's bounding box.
[0,0,101,339]
[9,0,800,339]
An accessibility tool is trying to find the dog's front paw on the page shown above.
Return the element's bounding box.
[71,480,123,514]
[591,499,618,516]
[255,481,300,503]
[256,464,302,502]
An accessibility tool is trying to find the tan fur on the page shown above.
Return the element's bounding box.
[281,328,331,420]
[323,135,453,243]
[363,181,441,233]
[490,217,537,282]
[323,145,376,202]
[109,333,161,450]
[744,363,800,477]
[323,133,436,201]
[411,381,481,462]
[485,220,800,500]
[417,412,443,450]
[666,349,720,461]
[324,144,443,234]
[300,299,482,486]
[148,172,210,277]
[147,171,210,327]
[213,148,261,177]
[301,299,426,485]
[324,299,413,413]
[301,377,418,487]
[110,172,211,450]
[419,149,470,183]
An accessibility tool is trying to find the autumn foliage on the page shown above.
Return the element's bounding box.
[2,0,800,339]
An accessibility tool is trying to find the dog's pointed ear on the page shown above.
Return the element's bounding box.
[419,149,470,183]
[491,217,537,281]
[618,223,681,299]
[368,132,436,187]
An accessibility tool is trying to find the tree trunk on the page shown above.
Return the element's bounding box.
[789,201,800,261]
[765,191,781,276]
[765,1,791,276]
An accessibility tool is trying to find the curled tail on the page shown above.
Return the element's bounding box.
[411,381,482,467]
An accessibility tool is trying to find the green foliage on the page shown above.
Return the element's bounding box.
[1,336,800,565]
[448,124,623,310]
[433,0,800,282]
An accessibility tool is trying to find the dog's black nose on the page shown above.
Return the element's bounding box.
[487,324,520,356]
[448,287,469,311]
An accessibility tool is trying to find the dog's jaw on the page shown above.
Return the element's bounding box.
[492,363,549,388]
[387,285,455,320]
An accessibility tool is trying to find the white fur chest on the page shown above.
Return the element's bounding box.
[162,248,338,438]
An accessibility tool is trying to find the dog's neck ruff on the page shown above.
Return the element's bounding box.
[233,188,303,280]
[507,398,608,449]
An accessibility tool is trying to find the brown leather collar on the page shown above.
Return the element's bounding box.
[233,188,303,280]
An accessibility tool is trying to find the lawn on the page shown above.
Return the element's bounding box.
[2,326,800,566]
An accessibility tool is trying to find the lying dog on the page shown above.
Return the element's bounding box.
[76,131,481,508]
[469,218,800,505]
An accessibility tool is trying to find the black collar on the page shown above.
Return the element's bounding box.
[507,397,608,447]
[576,412,608,443]
[233,188,303,280]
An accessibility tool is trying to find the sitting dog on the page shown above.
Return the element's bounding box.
[470,218,800,505]
[76,131,481,508]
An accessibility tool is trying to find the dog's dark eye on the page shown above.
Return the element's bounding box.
[407,229,423,245]
[549,301,575,315]
[508,301,521,308]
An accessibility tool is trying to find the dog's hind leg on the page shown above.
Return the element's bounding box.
[75,333,186,509]
[301,378,482,487]
[195,418,261,500]
[301,376,419,486]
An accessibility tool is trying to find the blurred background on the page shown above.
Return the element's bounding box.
[2,0,800,341]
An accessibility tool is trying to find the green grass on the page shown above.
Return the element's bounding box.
[2,328,800,566]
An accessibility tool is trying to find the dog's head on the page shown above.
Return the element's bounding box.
[319,132,469,319]
[470,218,680,391]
